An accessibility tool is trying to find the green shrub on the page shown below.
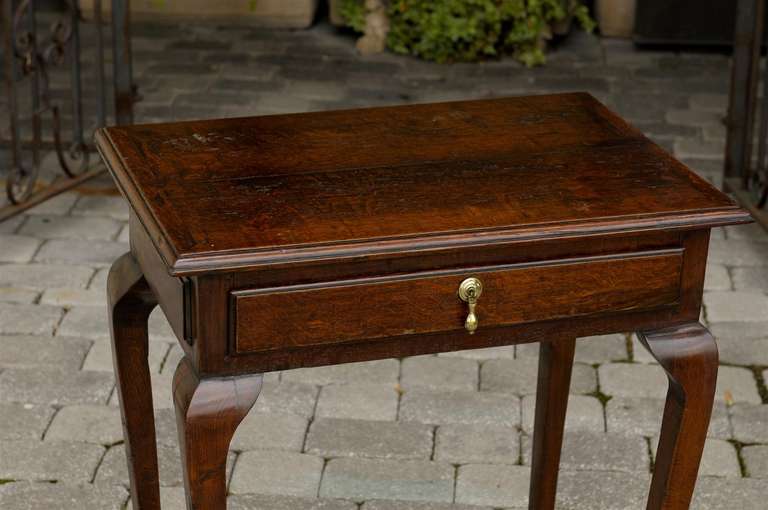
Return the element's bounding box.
[340,0,595,66]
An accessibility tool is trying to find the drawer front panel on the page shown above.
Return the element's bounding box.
[231,250,683,355]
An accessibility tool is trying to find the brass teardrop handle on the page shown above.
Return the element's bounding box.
[458,277,483,334]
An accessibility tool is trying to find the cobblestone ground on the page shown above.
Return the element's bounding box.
[1,20,768,510]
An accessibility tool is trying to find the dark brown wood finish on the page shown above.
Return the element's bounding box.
[99,94,752,510]
[529,337,576,510]
[173,356,262,509]
[637,323,719,510]
[107,253,160,509]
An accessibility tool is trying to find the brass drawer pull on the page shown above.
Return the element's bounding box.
[458,277,483,334]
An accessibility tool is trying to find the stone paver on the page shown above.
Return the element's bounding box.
[0,367,113,406]
[20,215,122,240]
[232,411,309,452]
[481,359,596,395]
[230,450,324,497]
[521,395,604,433]
[0,482,127,510]
[556,470,650,510]
[316,383,399,421]
[742,445,768,478]
[306,418,433,460]
[0,18,766,508]
[731,404,768,443]
[281,359,400,386]
[0,439,104,483]
[0,403,55,441]
[401,356,479,391]
[455,464,530,508]
[229,494,357,510]
[45,404,123,445]
[320,458,454,503]
[0,335,91,370]
[400,388,519,426]
[434,424,519,465]
[0,303,63,336]
[0,235,42,263]
[606,397,731,439]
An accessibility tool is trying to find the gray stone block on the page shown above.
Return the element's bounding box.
[25,192,78,216]
[673,138,725,160]
[598,363,668,399]
[20,215,122,241]
[0,303,63,336]
[742,445,768,478]
[306,418,433,460]
[0,403,55,441]
[45,404,124,445]
[692,477,768,509]
[0,263,93,289]
[704,291,768,323]
[0,335,91,370]
[521,395,604,433]
[35,239,128,266]
[434,423,519,465]
[320,458,454,503]
[731,267,768,292]
[480,359,596,396]
[522,431,649,473]
[455,464,530,508]
[72,195,130,221]
[254,381,319,419]
[401,356,479,391]
[82,340,168,374]
[229,494,357,510]
[573,334,630,364]
[708,239,768,267]
[713,337,768,366]
[606,397,731,439]
[40,287,107,307]
[731,404,768,443]
[230,450,324,497]
[438,345,515,361]
[0,482,127,510]
[0,235,42,263]
[556,470,650,510]
[281,359,399,386]
[400,388,519,427]
[96,443,186,487]
[0,367,113,406]
[704,264,731,291]
[0,287,39,304]
[650,438,740,478]
[232,411,309,452]
[363,501,490,510]
[0,439,104,483]
[316,384,399,421]
[666,109,722,126]
[716,366,762,404]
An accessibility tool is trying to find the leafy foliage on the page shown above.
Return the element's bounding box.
[340,0,595,66]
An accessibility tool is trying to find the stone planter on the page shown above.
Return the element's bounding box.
[329,0,345,26]
[81,0,319,29]
[596,0,636,38]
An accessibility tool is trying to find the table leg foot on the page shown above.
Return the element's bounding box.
[173,357,263,510]
[528,337,576,510]
[108,253,160,509]
[637,323,718,510]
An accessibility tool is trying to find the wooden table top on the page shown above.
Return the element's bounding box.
[96,92,749,276]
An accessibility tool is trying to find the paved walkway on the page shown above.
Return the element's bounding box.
[1,20,767,510]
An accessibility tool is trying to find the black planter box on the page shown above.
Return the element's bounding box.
[635,0,768,46]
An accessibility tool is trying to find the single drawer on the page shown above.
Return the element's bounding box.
[230,249,683,355]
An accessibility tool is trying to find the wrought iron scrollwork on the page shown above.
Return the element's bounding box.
[3,0,92,204]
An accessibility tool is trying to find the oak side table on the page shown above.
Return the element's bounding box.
[96,93,751,510]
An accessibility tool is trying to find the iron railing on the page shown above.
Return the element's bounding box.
[726,0,768,223]
[0,0,133,221]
